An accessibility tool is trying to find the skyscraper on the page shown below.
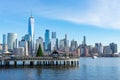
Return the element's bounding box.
[7,33,17,51]
[51,32,57,52]
[83,36,86,45]
[52,32,56,39]
[28,15,35,53]
[19,40,29,56]
[64,34,69,47]
[45,29,50,51]
[22,34,32,55]
[2,34,9,54]
[3,34,6,45]
[109,43,117,54]
[36,37,43,52]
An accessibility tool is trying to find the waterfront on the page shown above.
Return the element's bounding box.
[0,58,120,80]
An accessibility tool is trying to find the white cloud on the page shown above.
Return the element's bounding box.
[34,0,120,29]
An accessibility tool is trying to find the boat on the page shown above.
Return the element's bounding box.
[92,56,97,59]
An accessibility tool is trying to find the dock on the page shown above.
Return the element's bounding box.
[0,57,79,67]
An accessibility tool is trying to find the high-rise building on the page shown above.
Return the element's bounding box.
[36,37,43,52]
[7,33,17,51]
[3,34,6,45]
[45,29,50,51]
[13,47,24,56]
[22,34,32,55]
[56,38,58,50]
[95,43,103,54]
[64,34,68,47]
[70,40,78,51]
[83,36,86,45]
[28,15,35,53]
[2,34,9,54]
[51,32,57,52]
[52,32,56,39]
[109,43,117,54]
[59,39,65,51]
[103,46,112,54]
[19,40,29,56]
[51,38,57,52]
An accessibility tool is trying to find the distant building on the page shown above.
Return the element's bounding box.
[3,34,6,45]
[7,33,17,51]
[88,45,93,55]
[51,32,58,52]
[2,34,9,54]
[19,40,29,56]
[70,39,78,52]
[103,46,112,54]
[22,34,32,55]
[45,29,50,51]
[52,32,56,39]
[95,43,103,54]
[83,36,86,45]
[80,45,90,57]
[0,44,3,52]
[109,43,117,54]
[64,34,69,47]
[28,15,35,54]
[59,39,65,51]
[36,37,43,52]
[51,38,57,52]
[13,47,24,56]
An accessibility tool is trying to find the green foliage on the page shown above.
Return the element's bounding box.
[36,44,43,57]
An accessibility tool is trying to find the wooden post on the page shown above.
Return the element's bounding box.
[23,61,25,66]
[14,61,17,67]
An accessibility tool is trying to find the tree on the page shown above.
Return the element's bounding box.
[36,44,43,57]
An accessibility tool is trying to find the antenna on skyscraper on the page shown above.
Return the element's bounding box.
[31,10,33,17]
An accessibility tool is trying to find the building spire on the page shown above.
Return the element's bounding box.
[31,10,33,17]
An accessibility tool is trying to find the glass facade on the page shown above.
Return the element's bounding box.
[45,29,50,51]
[7,33,17,50]
[28,16,35,52]
[52,32,56,39]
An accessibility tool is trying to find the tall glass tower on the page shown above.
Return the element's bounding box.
[3,34,6,45]
[7,33,17,51]
[28,15,35,53]
[52,32,56,39]
[45,29,50,51]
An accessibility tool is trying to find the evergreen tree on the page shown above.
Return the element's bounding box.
[36,44,43,57]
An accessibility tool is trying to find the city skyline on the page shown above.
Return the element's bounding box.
[0,0,120,51]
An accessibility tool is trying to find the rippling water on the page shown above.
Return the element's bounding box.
[0,58,120,80]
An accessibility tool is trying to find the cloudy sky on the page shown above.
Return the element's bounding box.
[0,0,120,51]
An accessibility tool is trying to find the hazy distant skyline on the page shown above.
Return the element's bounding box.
[0,0,120,51]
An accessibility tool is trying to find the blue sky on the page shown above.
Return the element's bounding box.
[0,0,120,51]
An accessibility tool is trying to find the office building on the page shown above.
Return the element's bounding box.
[22,34,32,55]
[103,46,112,54]
[13,47,24,56]
[28,15,35,53]
[83,36,86,45]
[19,40,29,56]
[95,43,103,54]
[3,34,6,45]
[51,38,57,52]
[45,29,50,51]
[36,37,43,52]
[52,32,56,39]
[109,43,117,54]
[2,34,9,54]
[70,39,78,51]
[7,33,17,51]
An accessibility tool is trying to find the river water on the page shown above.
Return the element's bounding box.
[0,58,120,80]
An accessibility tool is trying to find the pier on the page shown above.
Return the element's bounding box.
[0,57,79,67]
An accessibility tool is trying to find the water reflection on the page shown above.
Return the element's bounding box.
[1,58,120,80]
